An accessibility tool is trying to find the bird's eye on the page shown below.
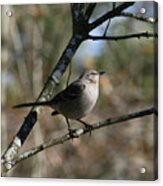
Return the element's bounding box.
[86,74,90,77]
[91,72,98,75]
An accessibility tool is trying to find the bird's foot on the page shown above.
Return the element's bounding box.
[68,128,77,140]
[83,123,93,136]
[77,119,93,136]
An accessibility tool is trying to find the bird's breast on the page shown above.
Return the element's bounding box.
[54,83,99,119]
[84,83,99,109]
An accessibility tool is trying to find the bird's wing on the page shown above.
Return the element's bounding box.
[53,81,86,103]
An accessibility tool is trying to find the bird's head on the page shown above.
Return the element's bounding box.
[80,69,105,84]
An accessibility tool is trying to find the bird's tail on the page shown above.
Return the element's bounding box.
[13,101,51,109]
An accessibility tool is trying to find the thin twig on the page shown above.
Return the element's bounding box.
[103,19,111,36]
[3,107,155,172]
[117,12,158,24]
[88,32,157,41]
[103,2,116,37]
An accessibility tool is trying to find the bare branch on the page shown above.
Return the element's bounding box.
[2,3,97,169]
[71,3,89,38]
[88,32,157,41]
[85,3,96,21]
[103,19,111,36]
[71,3,85,22]
[117,12,158,24]
[3,107,155,173]
[1,32,83,172]
[89,2,135,30]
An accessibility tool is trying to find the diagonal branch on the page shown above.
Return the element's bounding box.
[103,19,111,36]
[2,4,87,172]
[3,107,155,173]
[117,12,158,24]
[85,3,96,21]
[89,2,135,31]
[2,3,99,172]
[88,31,158,41]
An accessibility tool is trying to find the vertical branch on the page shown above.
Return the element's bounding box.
[9,9,31,98]
[84,3,96,21]
[1,35,83,173]
[103,19,111,36]
[1,3,88,173]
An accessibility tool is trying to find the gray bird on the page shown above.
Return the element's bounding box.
[13,69,105,130]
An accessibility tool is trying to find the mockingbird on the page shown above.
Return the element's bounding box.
[13,69,105,131]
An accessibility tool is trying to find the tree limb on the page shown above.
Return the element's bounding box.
[1,3,97,171]
[103,19,111,36]
[2,107,155,173]
[84,3,96,21]
[88,31,158,41]
[117,12,158,24]
[89,2,135,31]
[1,5,85,172]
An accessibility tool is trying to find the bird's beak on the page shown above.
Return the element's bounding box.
[99,71,105,76]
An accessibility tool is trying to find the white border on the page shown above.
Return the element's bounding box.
[1,1,162,186]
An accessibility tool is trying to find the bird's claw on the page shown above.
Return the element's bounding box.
[84,124,93,136]
[68,128,76,139]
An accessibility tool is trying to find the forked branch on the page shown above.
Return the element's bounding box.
[89,2,135,30]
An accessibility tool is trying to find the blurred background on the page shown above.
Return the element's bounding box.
[1,2,157,180]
